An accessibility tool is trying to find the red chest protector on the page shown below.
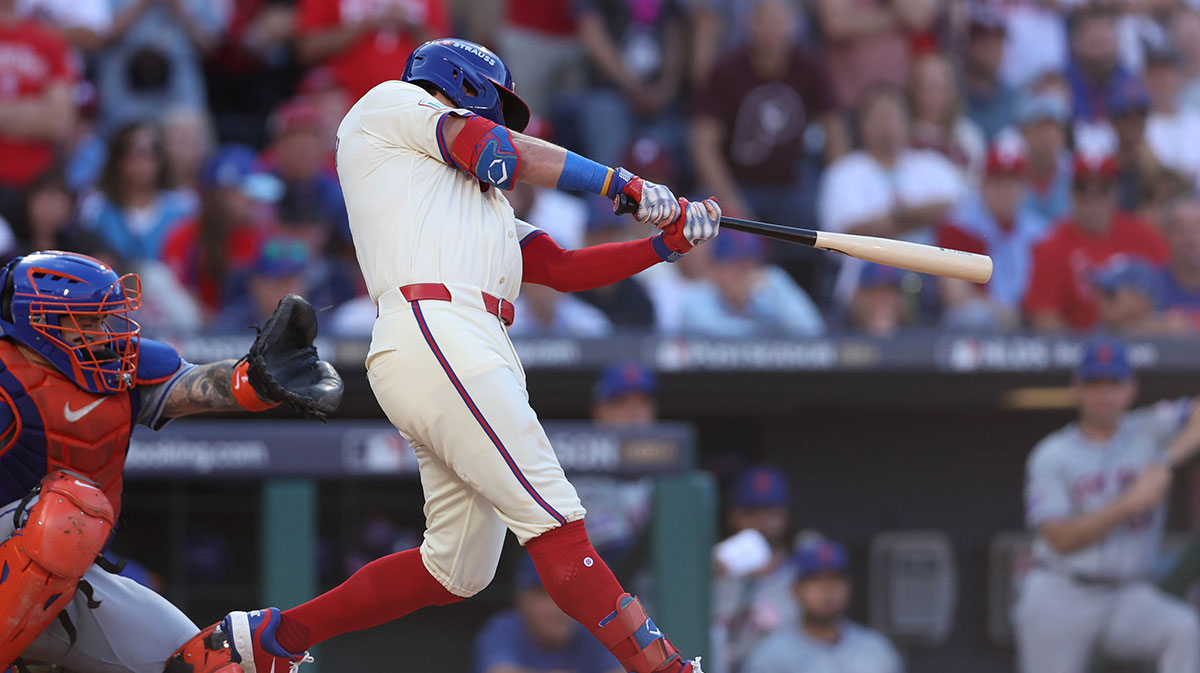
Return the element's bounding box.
[0,340,134,516]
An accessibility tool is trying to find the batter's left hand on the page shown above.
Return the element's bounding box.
[618,176,681,228]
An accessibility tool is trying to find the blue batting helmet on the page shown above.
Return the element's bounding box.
[401,38,531,132]
[0,251,141,394]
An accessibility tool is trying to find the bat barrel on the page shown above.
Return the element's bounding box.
[814,231,993,284]
[615,196,992,284]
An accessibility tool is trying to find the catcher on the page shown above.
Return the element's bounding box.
[0,251,342,673]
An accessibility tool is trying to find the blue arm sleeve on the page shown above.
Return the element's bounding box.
[556,153,632,197]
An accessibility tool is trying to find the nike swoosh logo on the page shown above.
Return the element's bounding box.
[64,398,105,422]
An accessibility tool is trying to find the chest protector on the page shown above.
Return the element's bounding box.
[0,340,135,516]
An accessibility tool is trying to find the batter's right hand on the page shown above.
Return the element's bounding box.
[1121,464,1172,515]
[617,175,681,228]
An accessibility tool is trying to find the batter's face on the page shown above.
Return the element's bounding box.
[1076,378,1137,427]
[795,573,851,623]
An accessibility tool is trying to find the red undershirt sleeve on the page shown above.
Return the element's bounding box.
[520,231,663,292]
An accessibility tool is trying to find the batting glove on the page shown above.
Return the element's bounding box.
[662,198,721,255]
[617,174,681,228]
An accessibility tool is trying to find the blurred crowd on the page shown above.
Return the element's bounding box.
[5,0,1200,337]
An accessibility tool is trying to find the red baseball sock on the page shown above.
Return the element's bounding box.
[525,520,687,673]
[276,548,461,652]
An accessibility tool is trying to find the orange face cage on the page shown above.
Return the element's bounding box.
[19,271,142,393]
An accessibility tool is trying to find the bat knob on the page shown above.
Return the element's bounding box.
[613,193,639,216]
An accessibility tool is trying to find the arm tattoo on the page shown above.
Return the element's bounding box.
[160,359,241,417]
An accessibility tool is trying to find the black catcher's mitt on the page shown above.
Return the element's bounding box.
[243,294,343,420]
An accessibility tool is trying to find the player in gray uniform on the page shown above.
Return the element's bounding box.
[741,538,903,673]
[1014,336,1200,673]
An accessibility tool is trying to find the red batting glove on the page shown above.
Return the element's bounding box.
[662,197,722,255]
[661,198,693,255]
[620,174,643,203]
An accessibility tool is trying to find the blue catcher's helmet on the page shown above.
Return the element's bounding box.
[0,252,141,394]
[402,38,531,132]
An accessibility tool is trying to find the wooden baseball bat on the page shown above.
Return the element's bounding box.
[615,195,994,284]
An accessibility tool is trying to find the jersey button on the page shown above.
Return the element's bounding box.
[499,277,506,284]
[507,231,514,238]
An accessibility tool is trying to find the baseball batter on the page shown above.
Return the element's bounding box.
[1014,337,1200,673]
[0,252,341,673]
[218,38,719,673]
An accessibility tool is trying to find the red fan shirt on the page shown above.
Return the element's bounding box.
[1022,213,1170,329]
[0,18,77,187]
[297,0,452,101]
[506,0,575,37]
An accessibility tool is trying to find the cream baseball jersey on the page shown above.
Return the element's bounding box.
[335,80,539,303]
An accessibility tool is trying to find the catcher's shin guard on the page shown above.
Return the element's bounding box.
[164,624,241,673]
[0,472,115,668]
[594,593,688,673]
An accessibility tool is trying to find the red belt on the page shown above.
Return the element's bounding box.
[399,283,515,327]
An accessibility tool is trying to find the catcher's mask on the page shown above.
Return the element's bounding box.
[0,251,142,394]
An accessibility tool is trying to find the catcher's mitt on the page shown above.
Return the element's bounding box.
[242,294,343,420]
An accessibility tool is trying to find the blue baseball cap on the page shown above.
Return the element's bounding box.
[793,539,849,580]
[732,466,790,509]
[593,360,657,403]
[1077,336,1133,382]
[1091,257,1161,300]
[202,145,284,202]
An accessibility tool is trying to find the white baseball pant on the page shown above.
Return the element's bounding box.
[367,291,586,598]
